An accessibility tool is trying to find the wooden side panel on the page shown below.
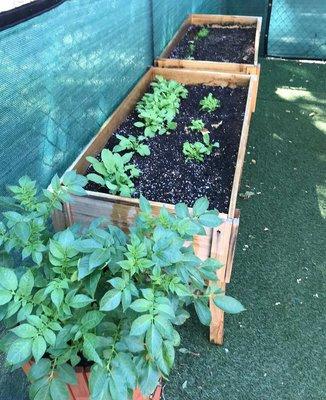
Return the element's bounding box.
[225,209,240,283]
[190,14,259,26]
[208,212,240,345]
[69,368,89,400]
[228,75,255,218]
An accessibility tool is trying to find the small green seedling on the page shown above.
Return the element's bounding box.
[87,149,140,197]
[197,27,210,39]
[183,133,219,162]
[189,119,205,132]
[200,93,221,113]
[113,134,150,157]
[134,75,188,138]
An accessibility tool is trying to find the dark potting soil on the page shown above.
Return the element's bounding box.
[169,24,256,64]
[85,84,248,213]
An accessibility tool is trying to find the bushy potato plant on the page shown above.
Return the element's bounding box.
[0,176,244,400]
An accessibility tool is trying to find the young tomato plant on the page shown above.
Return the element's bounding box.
[183,133,219,162]
[113,134,150,157]
[200,93,221,113]
[134,76,188,138]
[86,149,140,197]
[0,177,245,400]
[189,119,205,132]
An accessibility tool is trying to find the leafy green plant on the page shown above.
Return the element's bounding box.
[196,27,210,39]
[189,119,205,132]
[183,133,220,162]
[87,149,140,197]
[134,76,188,138]
[113,134,150,157]
[200,93,221,113]
[0,177,244,400]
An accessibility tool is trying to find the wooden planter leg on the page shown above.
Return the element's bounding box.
[210,282,226,345]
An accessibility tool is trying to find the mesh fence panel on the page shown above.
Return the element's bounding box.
[152,0,220,57]
[0,0,218,195]
[268,0,326,59]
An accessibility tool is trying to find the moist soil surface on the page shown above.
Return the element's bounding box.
[169,24,256,64]
[85,84,248,213]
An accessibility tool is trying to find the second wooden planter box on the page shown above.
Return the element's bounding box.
[58,67,254,344]
[156,14,262,113]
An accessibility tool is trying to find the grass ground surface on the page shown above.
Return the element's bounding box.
[165,59,326,400]
[0,59,325,399]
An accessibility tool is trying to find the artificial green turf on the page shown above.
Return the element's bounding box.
[164,59,326,400]
[1,59,325,400]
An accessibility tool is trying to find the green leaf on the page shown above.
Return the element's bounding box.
[112,352,137,389]
[214,295,246,314]
[50,378,70,400]
[0,289,12,305]
[81,310,104,331]
[51,288,64,309]
[57,363,77,385]
[139,195,151,213]
[33,382,51,400]
[130,314,152,336]
[193,197,209,216]
[154,315,174,340]
[11,323,37,338]
[14,221,31,243]
[7,338,32,364]
[28,359,51,381]
[194,300,211,326]
[129,299,151,313]
[199,211,221,227]
[134,121,145,128]
[100,289,121,311]
[43,329,56,346]
[89,248,111,269]
[0,267,18,291]
[83,337,103,366]
[87,173,105,186]
[175,202,189,218]
[139,361,160,396]
[32,336,47,362]
[70,294,93,309]
[89,365,109,400]
[108,277,125,290]
[145,324,162,356]
[18,270,34,295]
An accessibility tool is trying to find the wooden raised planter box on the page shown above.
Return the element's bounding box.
[156,14,262,112]
[58,67,254,344]
[23,362,162,400]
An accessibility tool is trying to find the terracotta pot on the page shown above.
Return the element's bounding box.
[23,362,162,400]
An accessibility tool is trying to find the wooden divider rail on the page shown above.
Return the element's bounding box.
[155,14,262,113]
[57,67,255,345]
